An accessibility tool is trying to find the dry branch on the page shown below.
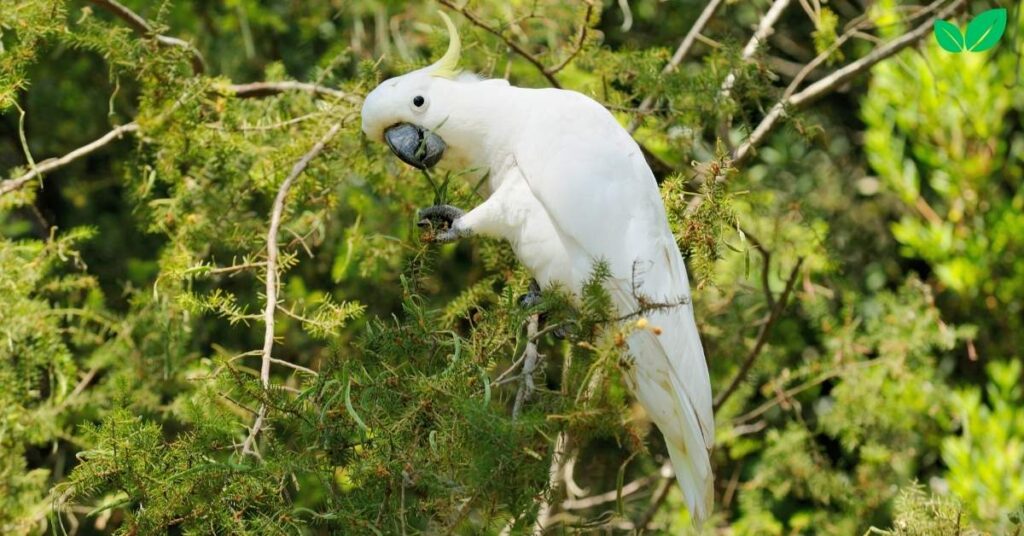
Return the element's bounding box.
[224,81,357,102]
[438,0,563,88]
[719,0,794,100]
[713,257,804,412]
[732,0,966,165]
[86,0,207,73]
[241,121,343,457]
[0,122,139,197]
[629,0,727,132]
[544,2,595,77]
[512,314,543,420]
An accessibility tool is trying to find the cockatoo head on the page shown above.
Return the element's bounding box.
[361,12,467,170]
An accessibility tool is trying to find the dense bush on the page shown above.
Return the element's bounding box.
[1,0,1022,534]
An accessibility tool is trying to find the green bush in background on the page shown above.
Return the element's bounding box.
[1,0,1022,534]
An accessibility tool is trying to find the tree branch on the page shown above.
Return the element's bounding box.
[512,314,543,420]
[713,257,804,413]
[438,0,563,88]
[561,469,660,510]
[544,2,595,76]
[634,465,674,530]
[732,0,965,165]
[86,0,207,74]
[223,81,357,102]
[629,0,727,132]
[0,122,139,197]
[533,430,569,534]
[241,121,343,457]
[719,0,794,100]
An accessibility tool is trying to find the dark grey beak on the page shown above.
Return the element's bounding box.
[383,123,446,170]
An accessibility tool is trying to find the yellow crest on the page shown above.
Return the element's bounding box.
[431,11,461,79]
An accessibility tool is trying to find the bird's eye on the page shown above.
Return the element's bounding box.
[412,95,426,108]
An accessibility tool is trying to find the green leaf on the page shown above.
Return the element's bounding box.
[933,20,965,53]
[965,8,1007,52]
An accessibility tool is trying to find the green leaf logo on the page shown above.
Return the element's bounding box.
[934,20,965,52]
[934,8,1007,54]
[965,8,1007,51]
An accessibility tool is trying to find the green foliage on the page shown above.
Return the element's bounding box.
[1,0,1022,534]
[863,0,1024,356]
[942,360,1024,529]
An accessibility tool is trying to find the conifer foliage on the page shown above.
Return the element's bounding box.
[2,1,1023,534]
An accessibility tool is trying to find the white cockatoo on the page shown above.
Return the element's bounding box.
[361,13,714,522]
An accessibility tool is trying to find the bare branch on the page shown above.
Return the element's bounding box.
[223,81,357,102]
[634,464,674,530]
[534,430,569,534]
[1,122,139,197]
[438,0,563,88]
[719,0,794,100]
[241,121,343,457]
[545,3,595,76]
[512,314,543,420]
[629,0,727,132]
[561,471,659,510]
[742,228,775,309]
[86,0,206,74]
[713,257,804,412]
[732,0,965,165]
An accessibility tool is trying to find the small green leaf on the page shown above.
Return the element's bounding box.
[933,20,965,53]
[965,8,1007,52]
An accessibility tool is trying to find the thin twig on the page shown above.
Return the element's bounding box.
[713,257,804,412]
[561,471,658,510]
[224,81,356,102]
[534,430,569,534]
[628,0,726,132]
[241,121,343,457]
[0,122,139,197]
[86,0,206,73]
[742,227,775,309]
[732,0,965,165]
[512,314,543,420]
[545,3,595,76]
[438,0,562,88]
[719,0,794,100]
[634,464,674,530]
[731,358,884,425]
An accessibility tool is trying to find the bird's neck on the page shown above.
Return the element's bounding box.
[434,80,522,175]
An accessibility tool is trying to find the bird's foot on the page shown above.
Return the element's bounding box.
[418,204,466,243]
[518,280,570,340]
[518,280,543,309]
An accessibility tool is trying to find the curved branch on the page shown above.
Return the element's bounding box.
[241,121,343,457]
[545,3,594,76]
[86,0,207,74]
[223,81,356,102]
[732,0,965,165]
[0,122,139,197]
[713,257,804,412]
[719,0,794,100]
[628,0,727,132]
[438,0,563,88]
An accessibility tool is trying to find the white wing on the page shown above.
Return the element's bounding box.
[512,88,715,521]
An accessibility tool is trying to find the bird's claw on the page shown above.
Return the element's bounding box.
[518,280,571,340]
[418,204,466,243]
[518,280,543,309]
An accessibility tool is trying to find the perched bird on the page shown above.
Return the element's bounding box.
[361,13,714,523]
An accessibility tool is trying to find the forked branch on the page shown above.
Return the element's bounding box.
[241,121,343,457]
[86,0,207,73]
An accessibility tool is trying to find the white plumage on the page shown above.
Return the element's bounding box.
[361,15,715,522]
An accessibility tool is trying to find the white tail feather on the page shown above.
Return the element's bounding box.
[666,440,714,525]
